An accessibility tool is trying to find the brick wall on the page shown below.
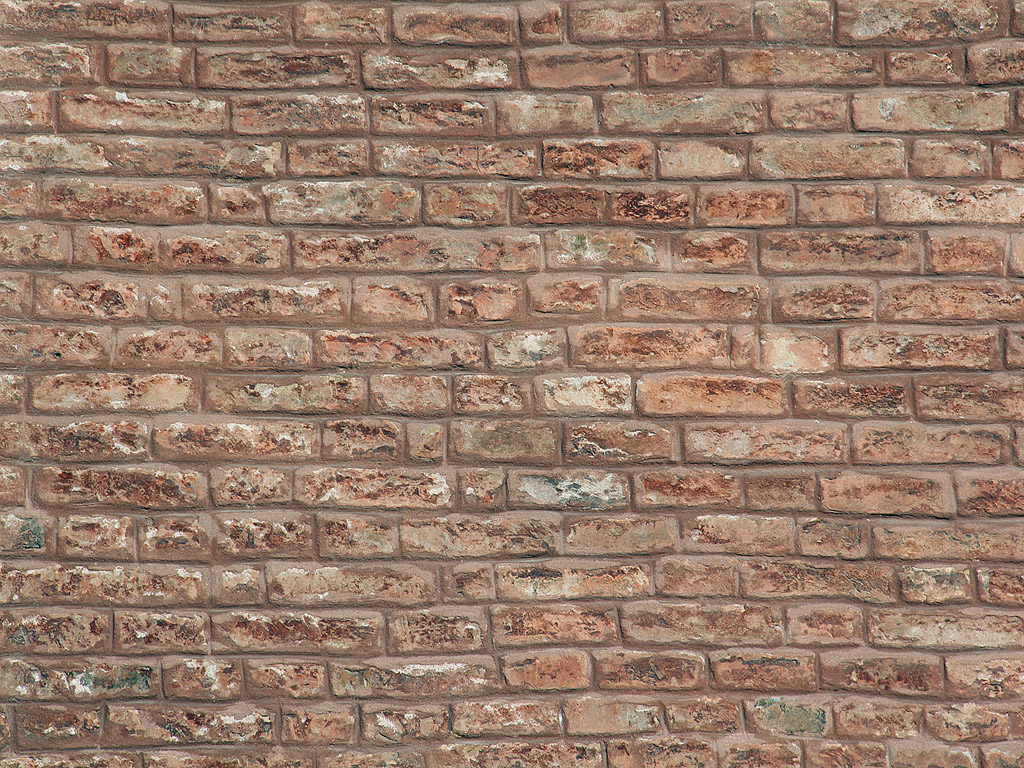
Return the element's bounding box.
[2,0,1024,765]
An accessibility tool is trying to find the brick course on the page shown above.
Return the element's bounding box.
[2,0,1024,764]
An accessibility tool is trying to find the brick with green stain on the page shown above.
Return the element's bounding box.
[750,697,827,736]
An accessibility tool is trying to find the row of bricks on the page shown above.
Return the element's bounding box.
[5,601,1024,662]
[2,0,1024,47]
[15,133,1024,183]
[6,699,1024,749]
[10,89,1024,139]
[10,274,1024,325]
[5,602,1024,654]
[7,371,1024,420]
[11,43,1024,91]
[6,463,1024,518]
[1,566,1024,636]
[9,225,1024,277]
[7,505,1024,563]
[18,178,1024,227]
[4,44,1024,92]
[0,323,1022,373]
[6,89,1024,136]
[0,742,1018,768]
[1,417,1024,467]
[0,653,1024,711]
[2,456,1022,517]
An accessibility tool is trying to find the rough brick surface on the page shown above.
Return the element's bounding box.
[3,0,1024,764]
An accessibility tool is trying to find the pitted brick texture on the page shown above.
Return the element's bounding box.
[4,0,1024,766]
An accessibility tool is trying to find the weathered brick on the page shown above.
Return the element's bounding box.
[232,94,366,135]
[842,325,1000,369]
[296,230,540,273]
[726,48,882,86]
[838,0,1000,44]
[372,95,493,136]
[602,91,765,134]
[622,602,783,646]
[643,49,721,84]
[266,181,419,226]
[364,51,518,91]
[752,136,906,179]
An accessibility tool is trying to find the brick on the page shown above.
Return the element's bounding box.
[853,422,1006,464]
[452,700,560,737]
[869,610,1024,650]
[425,183,508,226]
[107,44,191,86]
[687,422,848,464]
[497,94,594,136]
[15,705,102,748]
[888,49,965,84]
[969,42,1024,84]
[769,91,848,131]
[289,140,369,176]
[698,184,792,226]
[929,229,1005,274]
[712,649,816,691]
[838,0,1000,43]
[61,90,226,134]
[524,47,636,88]
[666,0,752,41]
[622,602,783,646]
[105,704,273,745]
[854,90,1010,132]
[787,605,864,647]
[0,44,95,85]
[744,561,897,603]
[232,94,366,135]
[946,654,1024,698]
[643,49,721,84]
[726,48,882,86]
[162,658,240,701]
[546,229,667,270]
[31,373,195,413]
[682,515,792,555]
[751,136,906,179]
[566,423,675,465]
[821,651,943,695]
[363,51,517,91]
[175,4,289,41]
[372,95,493,136]
[571,324,730,370]
[496,561,650,600]
[912,138,989,178]
[332,656,499,698]
[430,742,602,768]
[568,516,676,553]
[198,49,356,90]
[823,471,954,517]
[266,181,419,226]
[756,0,832,42]
[843,325,1000,369]
[297,468,452,509]
[403,514,558,558]
[296,230,540,273]
[602,91,765,134]
[833,699,920,738]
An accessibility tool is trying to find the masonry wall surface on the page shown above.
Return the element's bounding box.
[2,0,1024,765]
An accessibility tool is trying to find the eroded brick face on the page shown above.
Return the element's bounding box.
[3,0,1024,765]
